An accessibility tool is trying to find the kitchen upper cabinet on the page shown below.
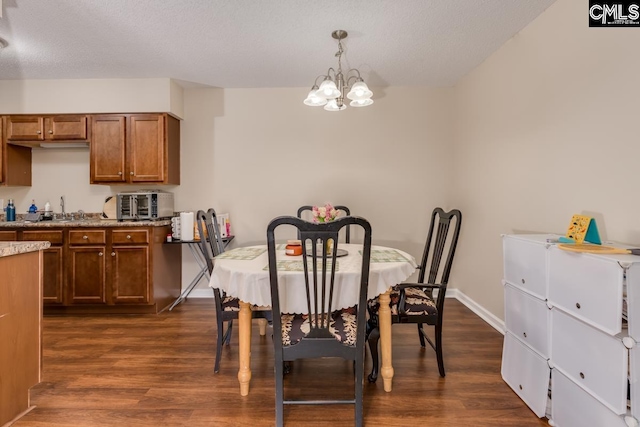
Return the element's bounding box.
[90,115,127,182]
[0,116,32,186]
[90,113,180,185]
[6,115,88,141]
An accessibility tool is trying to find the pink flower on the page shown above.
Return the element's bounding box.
[312,203,339,222]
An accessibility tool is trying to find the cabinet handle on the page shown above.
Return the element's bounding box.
[49,130,53,134]
[579,372,585,379]
[111,252,116,256]
[523,332,527,338]
[130,172,134,175]
[521,278,525,284]
[126,235,131,239]
[118,171,122,175]
[36,130,41,134]
[83,235,88,240]
[518,384,523,390]
[576,302,581,309]
[98,252,103,256]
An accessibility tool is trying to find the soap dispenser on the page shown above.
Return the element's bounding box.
[44,201,52,219]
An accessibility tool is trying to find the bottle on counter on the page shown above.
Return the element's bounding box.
[29,199,38,213]
[6,199,16,222]
[44,201,52,219]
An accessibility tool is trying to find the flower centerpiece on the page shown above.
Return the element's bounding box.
[312,203,338,223]
[312,203,338,253]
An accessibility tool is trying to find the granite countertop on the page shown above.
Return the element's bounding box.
[0,214,171,228]
[0,241,51,257]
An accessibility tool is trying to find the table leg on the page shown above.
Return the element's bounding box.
[238,301,252,396]
[258,318,267,336]
[378,290,394,392]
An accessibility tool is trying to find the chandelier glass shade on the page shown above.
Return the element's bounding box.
[303,30,373,111]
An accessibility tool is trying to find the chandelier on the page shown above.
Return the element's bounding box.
[303,30,373,111]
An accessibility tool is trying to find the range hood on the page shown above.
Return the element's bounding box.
[8,140,89,149]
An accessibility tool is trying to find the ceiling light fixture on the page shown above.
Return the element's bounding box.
[303,30,373,111]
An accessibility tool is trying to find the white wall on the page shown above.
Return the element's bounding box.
[452,0,640,318]
[174,86,455,292]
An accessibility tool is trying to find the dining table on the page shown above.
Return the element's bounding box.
[209,242,418,396]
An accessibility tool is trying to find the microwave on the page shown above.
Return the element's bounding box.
[116,190,174,221]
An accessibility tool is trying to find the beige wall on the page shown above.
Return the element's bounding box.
[453,0,640,319]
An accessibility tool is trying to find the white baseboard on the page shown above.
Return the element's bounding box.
[182,286,506,335]
[446,288,505,335]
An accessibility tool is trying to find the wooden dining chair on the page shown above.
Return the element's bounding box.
[366,207,462,380]
[267,215,372,427]
[296,205,352,243]
[196,209,271,373]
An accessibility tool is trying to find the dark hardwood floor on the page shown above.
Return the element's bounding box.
[14,298,548,426]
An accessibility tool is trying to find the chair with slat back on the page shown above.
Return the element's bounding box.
[196,209,271,373]
[267,215,372,427]
[296,205,352,243]
[366,207,462,381]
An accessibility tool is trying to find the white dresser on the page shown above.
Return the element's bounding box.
[501,234,640,427]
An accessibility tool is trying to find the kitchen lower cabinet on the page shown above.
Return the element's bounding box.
[0,224,181,313]
[22,229,64,305]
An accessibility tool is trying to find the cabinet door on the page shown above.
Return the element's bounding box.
[68,246,107,304]
[46,116,87,140]
[6,116,44,141]
[90,115,126,183]
[110,245,150,304]
[42,246,64,305]
[129,114,165,182]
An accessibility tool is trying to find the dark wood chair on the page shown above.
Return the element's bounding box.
[366,207,462,380]
[296,205,352,243]
[196,209,271,374]
[267,215,372,427]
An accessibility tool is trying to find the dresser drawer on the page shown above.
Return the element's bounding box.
[548,246,624,336]
[504,283,550,357]
[503,234,551,300]
[22,229,63,245]
[69,230,106,245]
[626,263,640,342]
[112,229,149,245]
[501,332,550,418]
[550,308,627,414]
[551,369,627,427]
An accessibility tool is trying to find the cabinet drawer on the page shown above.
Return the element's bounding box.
[504,283,550,357]
[501,332,550,418]
[551,369,627,427]
[112,230,149,245]
[549,246,624,335]
[69,230,106,245]
[503,234,551,300]
[626,263,640,342]
[22,230,63,245]
[0,231,18,241]
[550,308,627,414]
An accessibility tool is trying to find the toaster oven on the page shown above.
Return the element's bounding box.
[116,190,174,221]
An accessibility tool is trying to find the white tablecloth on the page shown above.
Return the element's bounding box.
[209,243,418,314]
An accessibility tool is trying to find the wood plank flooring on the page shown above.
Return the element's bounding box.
[13,298,548,426]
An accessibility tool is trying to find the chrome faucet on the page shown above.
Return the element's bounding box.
[60,196,65,218]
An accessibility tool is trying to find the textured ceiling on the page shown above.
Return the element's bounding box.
[0,0,557,88]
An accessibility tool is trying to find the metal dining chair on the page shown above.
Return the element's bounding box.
[196,209,271,373]
[267,215,372,427]
[366,207,462,380]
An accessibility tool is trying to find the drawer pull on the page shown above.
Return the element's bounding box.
[111,252,116,257]
[126,235,131,239]
[576,302,581,309]
[98,252,103,256]
[519,384,523,390]
[523,332,527,338]
[48,130,53,134]
[580,372,585,379]
[521,278,525,284]
[83,235,88,240]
